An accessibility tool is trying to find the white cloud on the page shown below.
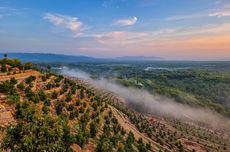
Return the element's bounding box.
[0,6,27,18]
[209,10,230,17]
[114,16,138,26]
[164,14,205,21]
[43,13,84,36]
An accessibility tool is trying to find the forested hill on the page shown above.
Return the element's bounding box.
[0,53,101,63]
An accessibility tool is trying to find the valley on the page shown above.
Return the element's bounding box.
[0,57,229,152]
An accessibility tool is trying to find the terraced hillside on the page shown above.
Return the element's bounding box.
[0,57,229,152]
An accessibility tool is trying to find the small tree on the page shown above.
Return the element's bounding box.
[24,62,32,70]
[90,122,98,138]
[1,64,7,72]
[76,99,81,106]
[10,77,17,85]
[96,135,113,152]
[47,65,51,72]
[17,83,25,90]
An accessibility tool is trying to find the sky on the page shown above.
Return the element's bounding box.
[0,0,230,60]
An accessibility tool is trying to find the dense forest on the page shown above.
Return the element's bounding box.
[58,62,230,117]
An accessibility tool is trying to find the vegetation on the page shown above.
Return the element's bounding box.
[64,62,230,117]
[2,101,72,151]
[0,56,229,152]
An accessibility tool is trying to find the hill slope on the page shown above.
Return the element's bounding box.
[0,57,229,152]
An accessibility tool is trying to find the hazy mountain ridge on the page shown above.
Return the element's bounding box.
[0,53,163,63]
[116,56,162,61]
[0,53,99,63]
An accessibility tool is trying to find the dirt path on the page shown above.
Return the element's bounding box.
[109,105,168,152]
[0,70,40,82]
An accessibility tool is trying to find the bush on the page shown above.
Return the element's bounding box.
[76,99,81,106]
[52,91,58,99]
[17,83,25,90]
[67,104,74,111]
[25,75,36,84]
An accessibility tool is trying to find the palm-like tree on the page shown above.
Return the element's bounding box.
[3,54,7,58]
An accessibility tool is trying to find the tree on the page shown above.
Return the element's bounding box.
[1,63,7,72]
[76,99,81,106]
[75,128,90,148]
[42,105,49,114]
[137,138,147,152]
[79,106,85,113]
[63,123,75,149]
[24,62,33,70]
[65,92,72,102]
[47,65,51,72]
[96,135,113,152]
[146,141,151,150]
[44,99,51,106]
[38,90,47,101]
[52,91,58,99]
[30,93,40,103]
[90,122,98,138]
[0,80,17,95]
[3,53,7,58]
[92,102,98,111]
[41,75,47,82]
[55,101,65,115]
[10,77,17,85]
[80,88,84,99]
[67,104,74,111]
[7,94,20,104]
[12,58,21,67]
[25,75,36,84]
[17,83,25,90]
[126,131,135,147]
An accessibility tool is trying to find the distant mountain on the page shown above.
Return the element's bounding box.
[0,53,163,63]
[1,53,101,63]
[116,56,162,61]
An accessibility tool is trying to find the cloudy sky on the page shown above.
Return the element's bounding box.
[0,0,230,60]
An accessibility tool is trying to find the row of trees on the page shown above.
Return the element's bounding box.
[0,54,33,73]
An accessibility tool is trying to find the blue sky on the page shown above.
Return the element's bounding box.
[0,0,230,60]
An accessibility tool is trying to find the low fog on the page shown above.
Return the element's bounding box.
[60,67,230,130]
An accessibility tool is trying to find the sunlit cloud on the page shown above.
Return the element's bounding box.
[93,31,147,44]
[43,13,84,36]
[98,22,230,44]
[114,16,138,26]
[86,22,230,59]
